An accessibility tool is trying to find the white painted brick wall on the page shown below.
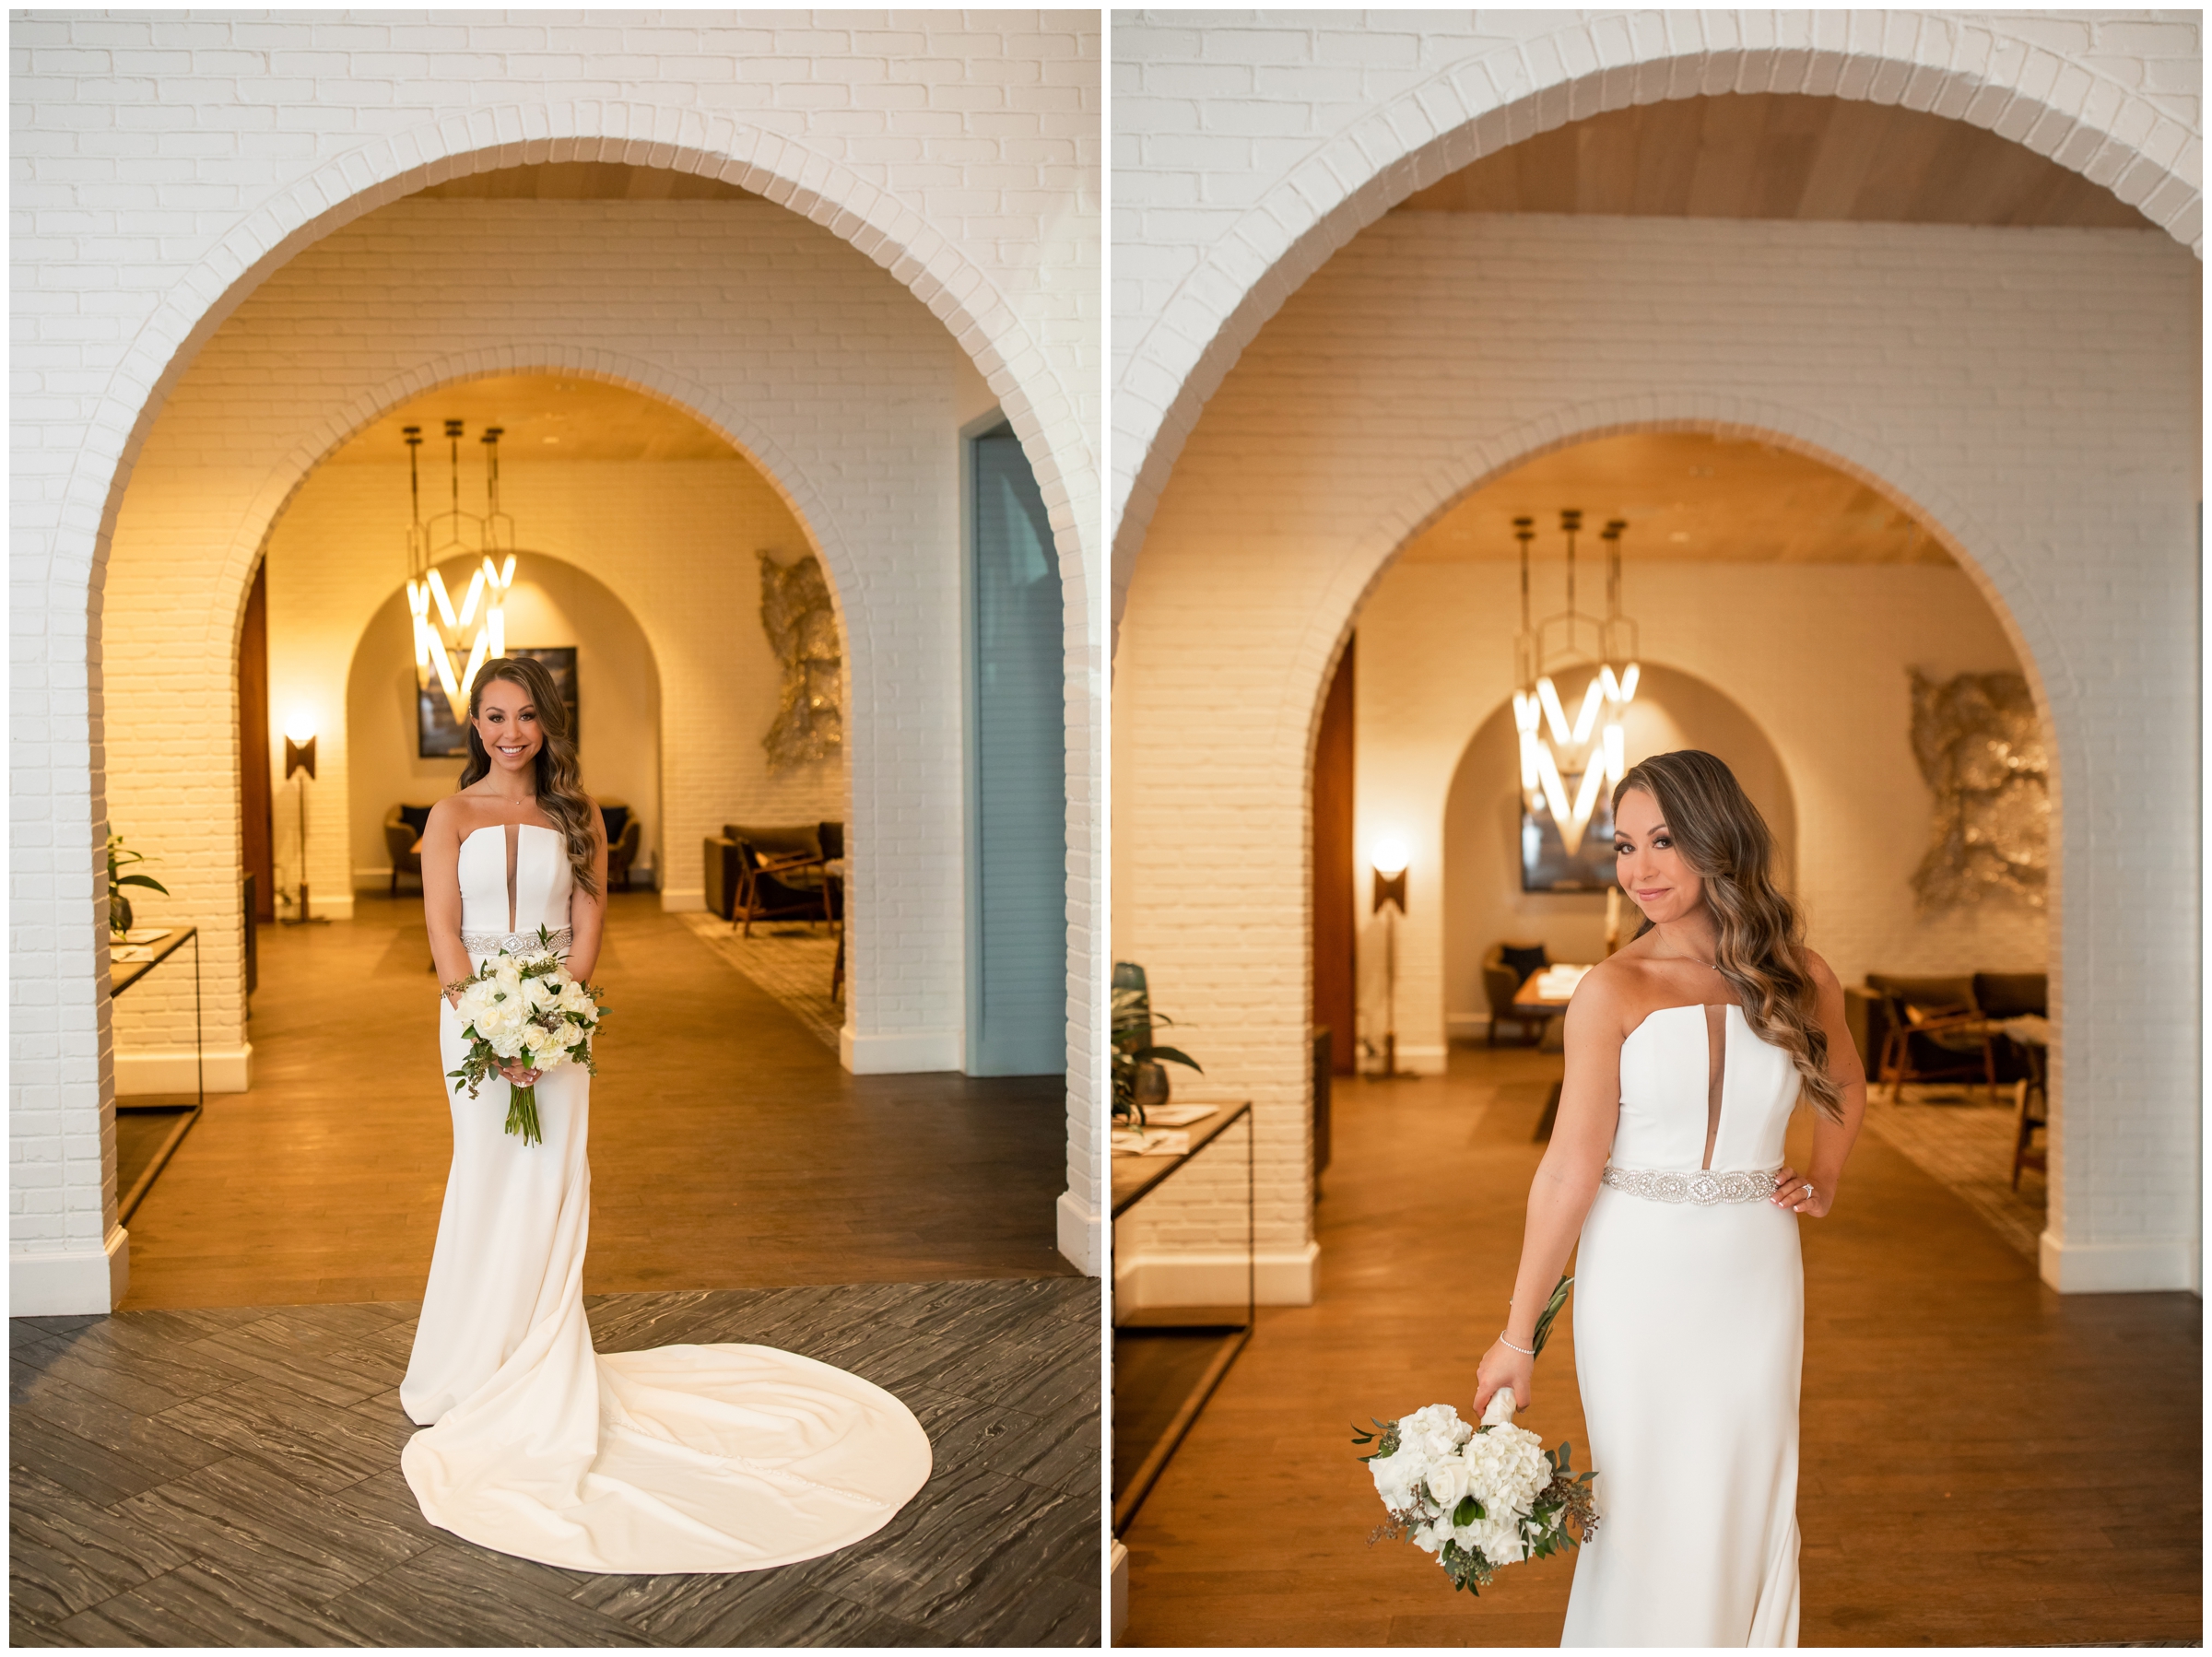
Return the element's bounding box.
[1111,8,2204,610]
[1113,213,2200,1298]
[12,15,1104,1303]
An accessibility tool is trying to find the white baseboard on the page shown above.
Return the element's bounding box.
[1057,1186,1102,1276]
[1397,1042,1448,1075]
[11,1226,129,1313]
[1114,1241,1321,1309]
[2040,1232,2200,1293]
[114,1044,252,1095]
[838,1026,960,1075]
[660,886,707,913]
[1110,1541,1129,1643]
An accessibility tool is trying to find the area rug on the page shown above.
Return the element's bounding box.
[676,912,842,1051]
[1861,1084,2047,1260]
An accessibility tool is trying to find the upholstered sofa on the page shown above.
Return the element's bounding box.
[702,821,844,926]
[1844,971,2048,1090]
[1481,939,1554,1046]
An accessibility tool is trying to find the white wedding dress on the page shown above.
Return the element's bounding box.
[399,822,932,1573]
[1561,1002,1803,1647]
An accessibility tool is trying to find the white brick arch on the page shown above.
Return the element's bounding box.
[1292,394,2072,1198]
[71,105,1092,625]
[1112,10,2205,615]
[223,345,858,664]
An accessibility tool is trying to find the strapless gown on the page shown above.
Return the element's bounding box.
[1561,1003,1803,1647]
[399,823,931,1573]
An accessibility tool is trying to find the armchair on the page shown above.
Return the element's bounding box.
[599,800,642,891]
[1481,939,1552,1047]
[383,803,433,896]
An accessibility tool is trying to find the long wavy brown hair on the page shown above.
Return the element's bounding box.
[1614,750,1841,1121]
[459,656,600,899]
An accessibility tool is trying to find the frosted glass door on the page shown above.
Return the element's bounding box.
[969,430,1067,1076]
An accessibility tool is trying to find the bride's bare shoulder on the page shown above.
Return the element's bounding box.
[424,792,481,840]
[1568,954,1642,1023]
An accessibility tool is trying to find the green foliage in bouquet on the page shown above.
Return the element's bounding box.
[446,926,609,1146]
[1111,980,1203,1128]
[1351,1273,1594,1594]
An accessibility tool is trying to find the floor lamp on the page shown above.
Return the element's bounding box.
[1370,840,1409,1079]
[282,716,327,927]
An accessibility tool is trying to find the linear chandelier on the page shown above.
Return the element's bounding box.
[1511,510,1640,856]
[405,419,518,724]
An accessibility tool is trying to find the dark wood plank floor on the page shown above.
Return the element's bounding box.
[122,892,1077,1308]
[12,1280,1101,1647]
[1120,1047,2201,1646]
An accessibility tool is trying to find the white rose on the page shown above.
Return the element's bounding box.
[1424,1459,1473,1512]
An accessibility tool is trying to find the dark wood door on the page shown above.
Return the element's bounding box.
[239,560,274,923]
[1312,634,1356,1075]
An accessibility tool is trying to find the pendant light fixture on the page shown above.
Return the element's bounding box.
[1511,511,1640,856]
[405,419,519,724]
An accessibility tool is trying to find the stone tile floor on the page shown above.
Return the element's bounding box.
[12,1279,1101,1647]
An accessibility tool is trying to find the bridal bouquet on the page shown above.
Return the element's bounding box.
[446,926,607,1146]
[1352,1275,1597,1593]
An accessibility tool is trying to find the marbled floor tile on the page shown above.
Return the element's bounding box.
[112,1453,433,1604]
[318,1544,652,1647]
[153,1375,418,1494]
[8,1407,196,1509]
[53,1557,370,1648]
[7,1467,196,1624]
[12,1280,1102,1647]
[13,1371,232,1484]
[180,1324,394,1407]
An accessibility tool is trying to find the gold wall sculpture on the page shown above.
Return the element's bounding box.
[758,551,842,770]
[1907,668,2048,910]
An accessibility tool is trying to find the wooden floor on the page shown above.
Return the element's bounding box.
[121,893,1077,1308]
[11,1279,1100,1646]
[1121,1046,2201,1647]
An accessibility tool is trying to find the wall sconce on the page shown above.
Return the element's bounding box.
[1369,837,1410,1080]
[281,711,326,927]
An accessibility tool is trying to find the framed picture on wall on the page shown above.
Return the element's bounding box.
[417,647,581,758]
[1520,794,1619,892]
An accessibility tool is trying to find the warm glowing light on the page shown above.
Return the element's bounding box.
[427,567,458,630]
[1571,676,1605,745]
[1618,661,1641,703]
[458,628,492,717]
[457,566,486,629]
[406,579,429,618]
[1535,676,1571,746]
[498,553,515,589]
[487,605,505,661]
[1371,835,1410,878]
[282,708,318,745]
[1604,722,1626,785]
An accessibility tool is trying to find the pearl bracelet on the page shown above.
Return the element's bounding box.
[1497,1330,1536,1357]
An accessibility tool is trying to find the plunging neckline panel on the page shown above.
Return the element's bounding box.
[458,822,561,937]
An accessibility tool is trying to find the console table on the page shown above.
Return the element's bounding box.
[1111,1099,1254,1535]
[109,925,203,1222]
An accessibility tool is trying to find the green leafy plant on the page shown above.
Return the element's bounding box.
[1111,981,1202,1128]
[106,832,169,938]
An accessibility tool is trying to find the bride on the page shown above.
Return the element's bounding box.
[398,656,931,1573]
[1473,749,1865,1646]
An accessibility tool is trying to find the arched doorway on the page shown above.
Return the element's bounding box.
[1442,663,1799,1039]
[1112,88,2196,1302]
[56,151,1086,1310]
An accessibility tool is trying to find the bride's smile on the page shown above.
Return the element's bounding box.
[470,677,544,779]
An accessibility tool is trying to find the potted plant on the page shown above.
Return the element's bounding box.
[1111,962,1202,1129]
[106,832,169,941]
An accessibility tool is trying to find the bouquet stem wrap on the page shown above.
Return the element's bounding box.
[446,926,608,1146]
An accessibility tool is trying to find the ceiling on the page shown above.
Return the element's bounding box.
[323,375,739,466]
[1396,93,2155,229]
[410,161,759,202]
[1396,432,1952,567]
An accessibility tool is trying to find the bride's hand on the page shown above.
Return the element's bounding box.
[1771,1165,1832,1217]
[1474,1341,1535,1420]
[498,1061,543,1087]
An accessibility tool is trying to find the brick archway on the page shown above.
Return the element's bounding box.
[1112,11,2204,620]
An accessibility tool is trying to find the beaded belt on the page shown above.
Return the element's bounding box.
[1601,1166,1778,1206]
[462,927,571,958]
